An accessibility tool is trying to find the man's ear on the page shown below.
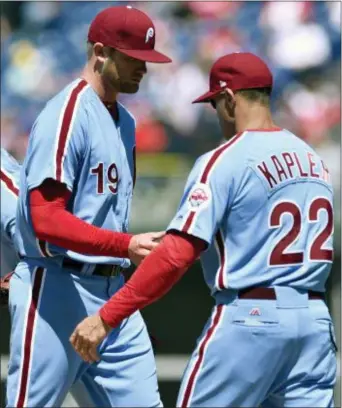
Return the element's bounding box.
[223,88,235,106]
[223,88,236,115]
[93,42,107,63]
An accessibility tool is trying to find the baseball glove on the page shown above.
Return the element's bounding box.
[0,271,13,307]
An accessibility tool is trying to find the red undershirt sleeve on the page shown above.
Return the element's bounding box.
[30,179,132,258]
[99,231,207,328]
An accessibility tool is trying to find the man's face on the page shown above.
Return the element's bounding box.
[102,48,147,94]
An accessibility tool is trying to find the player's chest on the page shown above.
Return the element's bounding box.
[86,119,135,197]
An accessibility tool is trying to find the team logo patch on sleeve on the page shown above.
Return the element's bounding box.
[187,183,212,210]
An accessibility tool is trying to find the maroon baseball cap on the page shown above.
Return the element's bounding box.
[193,52,273,103]
[88,5,172,63]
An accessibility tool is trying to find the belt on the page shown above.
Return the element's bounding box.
[238,287,324,300]
[62,258,122,277]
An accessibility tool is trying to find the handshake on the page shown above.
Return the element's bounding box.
[127,231,165,266]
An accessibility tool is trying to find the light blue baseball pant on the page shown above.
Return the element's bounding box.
[7,260,161,407]
[69,378,94,407]
[177,286,337,407]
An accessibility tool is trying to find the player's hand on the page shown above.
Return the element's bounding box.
[128,231,165,265]
[0,271,14,307]
[69,314,112,363]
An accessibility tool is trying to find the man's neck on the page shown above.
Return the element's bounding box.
[81,65,118,103]
[235,103,277,133]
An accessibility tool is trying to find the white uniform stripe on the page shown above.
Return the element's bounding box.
[0,168,19,198]
[22,269,47,407]
[181,132,246,235]
[53,83,77,179]
[204,132,246,183]
[214,234,221,290]
[14,267,46,407]
[59,85,89,183]
[53,79,89,183]
[178,305,225,407]
[214,228,228,290]
[14,268,35,407]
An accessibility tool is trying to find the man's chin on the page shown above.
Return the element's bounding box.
[119,82,140,94]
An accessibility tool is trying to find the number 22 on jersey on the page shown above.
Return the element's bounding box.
[268,197,333,266]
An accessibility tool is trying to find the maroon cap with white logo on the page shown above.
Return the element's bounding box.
[193,52,273,103]
[88,5,172,63]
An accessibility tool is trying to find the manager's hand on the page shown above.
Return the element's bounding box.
[70,314,112,363]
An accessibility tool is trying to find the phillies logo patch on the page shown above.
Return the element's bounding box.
[145,27,154,43]
[188,183,211,210]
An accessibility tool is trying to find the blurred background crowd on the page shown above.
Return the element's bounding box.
[0,1,341,406]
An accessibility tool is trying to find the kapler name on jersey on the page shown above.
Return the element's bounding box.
[256,151,331,189]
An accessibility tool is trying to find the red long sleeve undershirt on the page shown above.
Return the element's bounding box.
[100,231,206,328]
[30,179,132,257]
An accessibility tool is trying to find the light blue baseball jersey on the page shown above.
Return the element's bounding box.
[7,79,161,408]
[168,129,334,294]
[15,78,136,270]
[1,148,21,276]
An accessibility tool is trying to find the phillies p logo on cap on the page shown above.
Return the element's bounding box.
[88,6,171,63]
[145,27,154,43]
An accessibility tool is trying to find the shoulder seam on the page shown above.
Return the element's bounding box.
[53,79,89,182]
[197,131,246,184]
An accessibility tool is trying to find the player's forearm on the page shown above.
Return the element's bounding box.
[100,232,206,328]
[32,206,132,257]
[30,181,132,258]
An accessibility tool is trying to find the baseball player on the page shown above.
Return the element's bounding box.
[1,148,21,303]
[1,148,20,278]
[71,53,337,408]
[1,147,95,407]
[7,5,171,408]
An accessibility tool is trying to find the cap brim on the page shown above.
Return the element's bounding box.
[117,48,172,63]
[192,89,221,104]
